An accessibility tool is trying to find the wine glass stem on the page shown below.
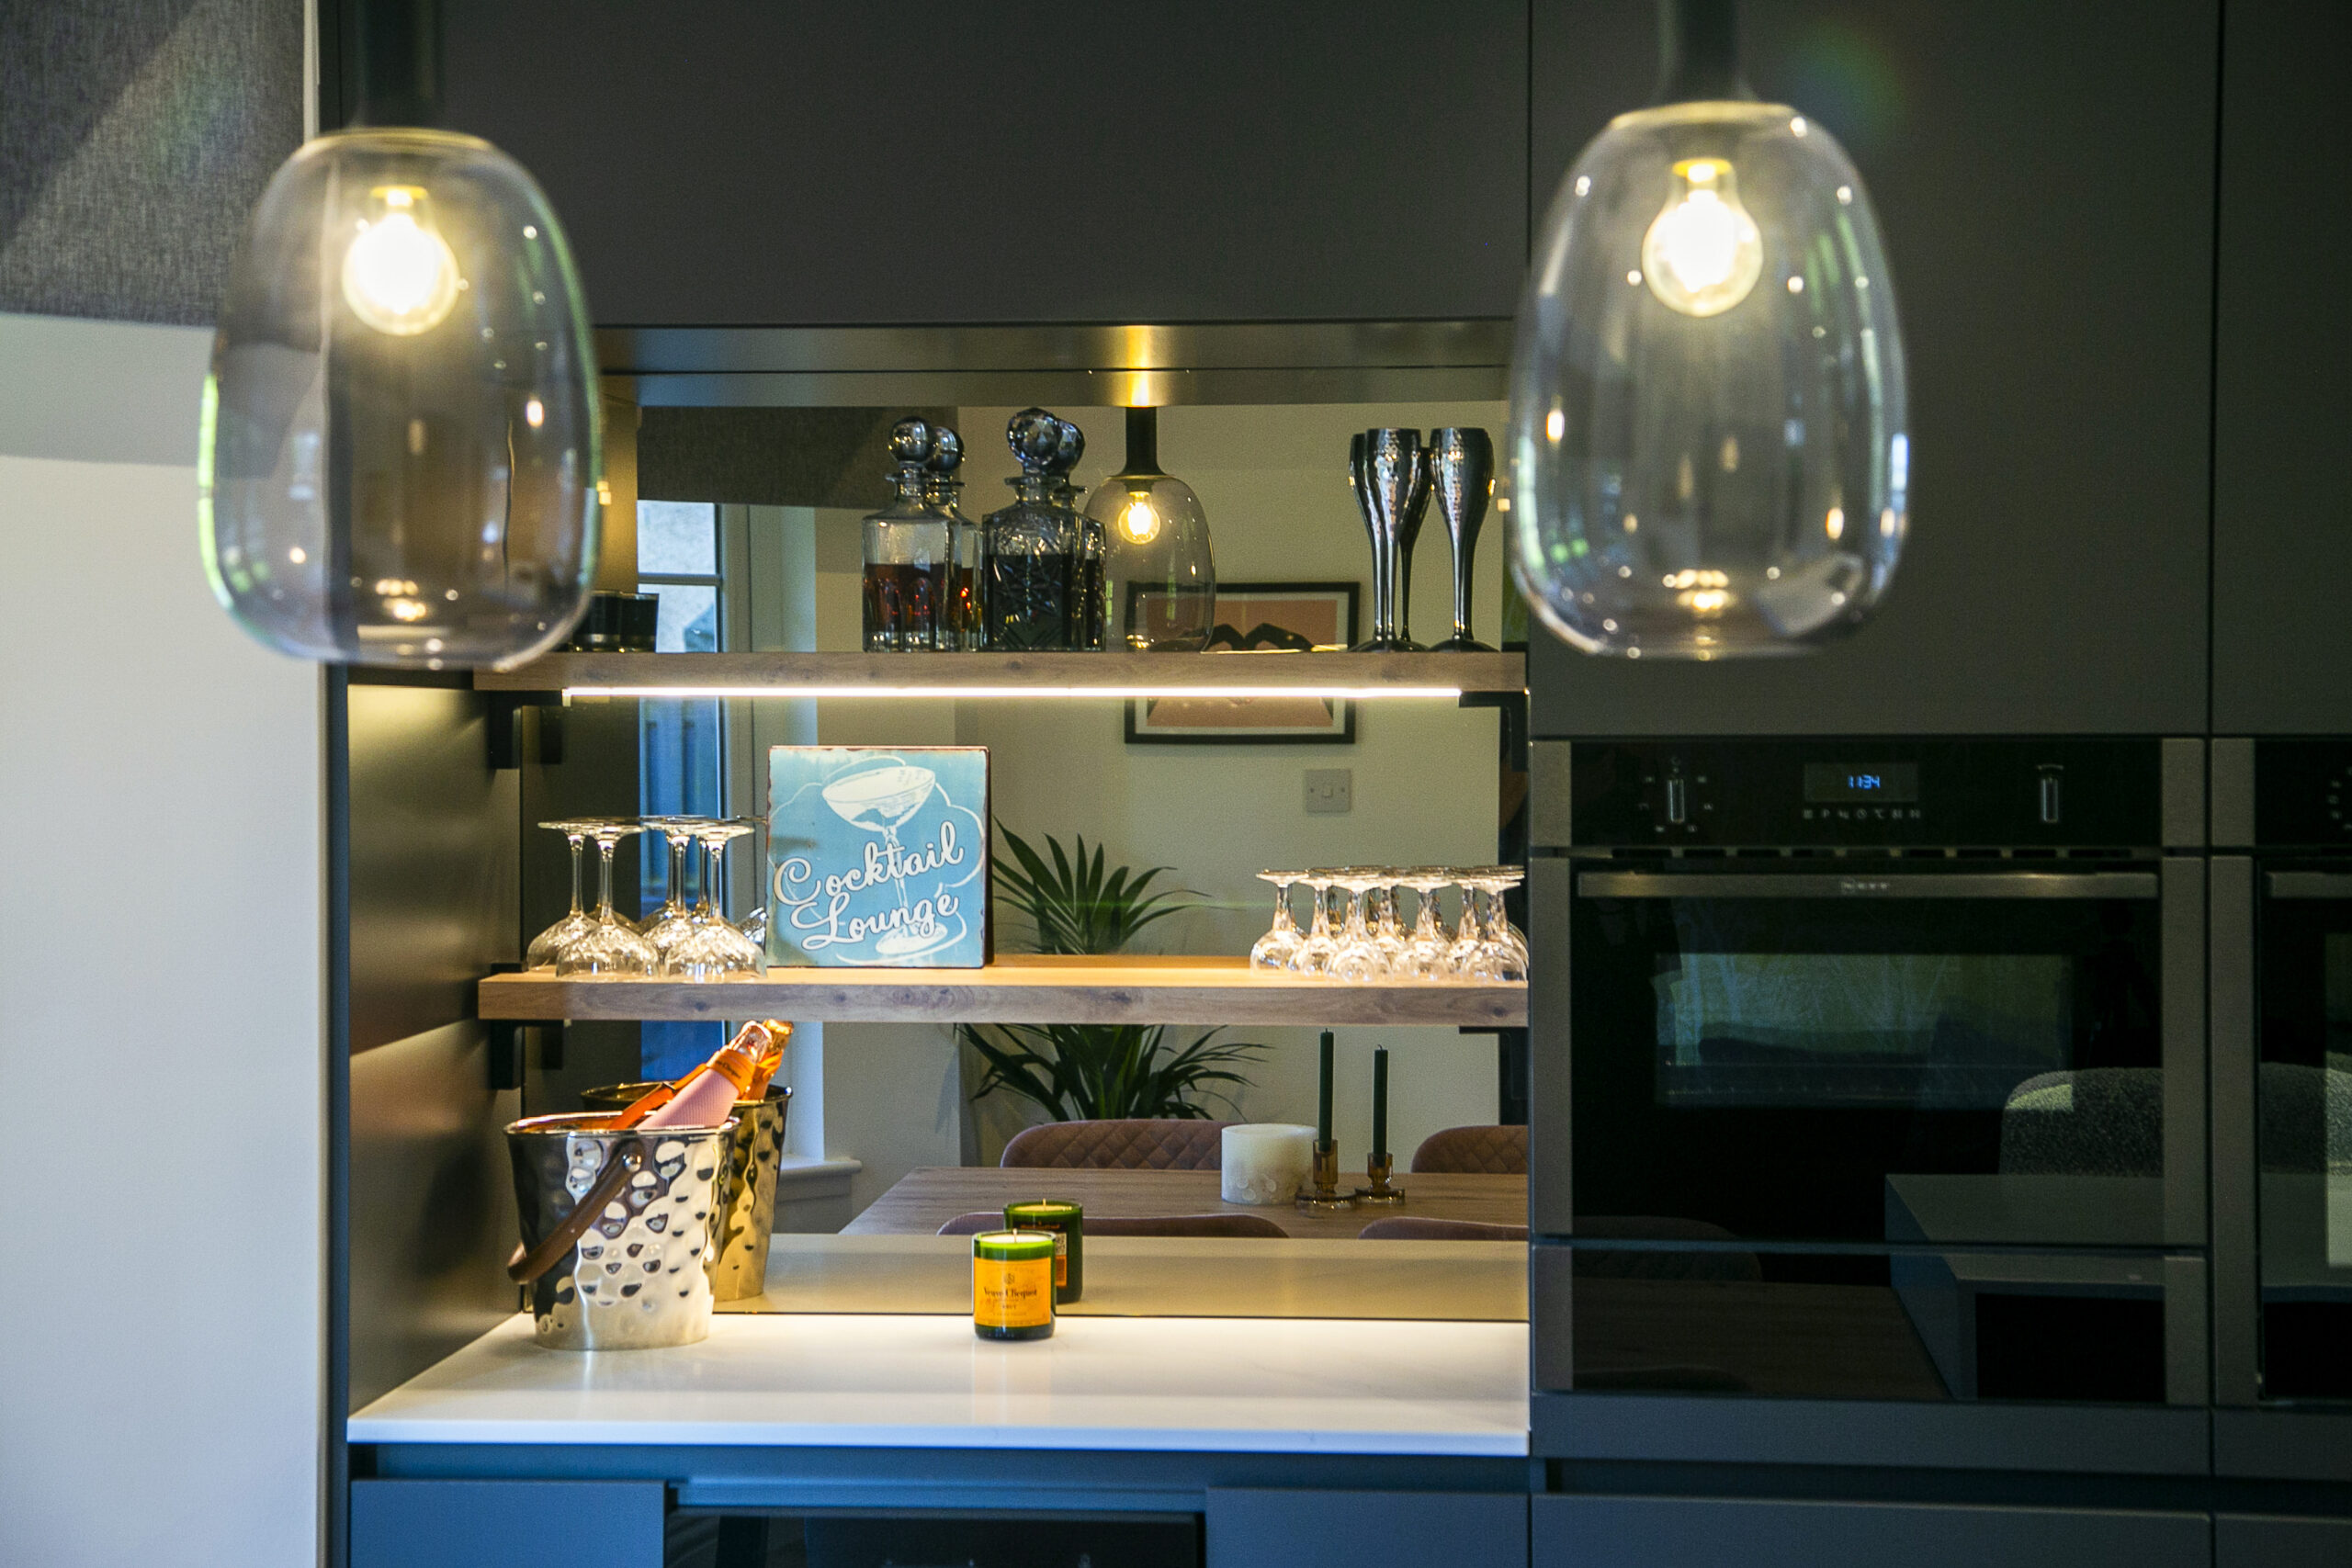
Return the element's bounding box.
[565,836,584,917]
[667,836,686,909]
[594,839,616,920]
[704,842,725,919]
[1272,885,1294,934]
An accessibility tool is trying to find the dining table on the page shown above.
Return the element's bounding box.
[843,1167,1529,1242]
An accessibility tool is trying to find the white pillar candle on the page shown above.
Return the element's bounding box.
[1221,1123,1317,1205]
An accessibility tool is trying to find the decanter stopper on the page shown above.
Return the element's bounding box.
[1006,407,1064,475]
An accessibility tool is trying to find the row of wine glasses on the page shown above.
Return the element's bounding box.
[1250,866,1527,983]
[527,817,766,979]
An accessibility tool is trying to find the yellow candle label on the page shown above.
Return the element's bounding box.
[973,1256,1053,1329]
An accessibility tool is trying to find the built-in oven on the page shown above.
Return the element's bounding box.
[2211,739,2352,1411]
[1528,738,2209,1409]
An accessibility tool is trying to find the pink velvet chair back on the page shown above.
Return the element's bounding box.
[1409,1123,1528,1175]
[1000,1118,1234,1170]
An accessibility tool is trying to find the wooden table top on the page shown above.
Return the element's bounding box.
[844,1167,1528,1243]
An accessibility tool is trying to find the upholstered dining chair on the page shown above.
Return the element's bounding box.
[1357,1217,1529,1242]
[1409,1123,1528,1175]
[937,1211,1289,1238]
[1000,1118,1234,1170]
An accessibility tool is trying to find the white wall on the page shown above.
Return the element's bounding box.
[0,312,323,1567]
[784,401,1510,1210]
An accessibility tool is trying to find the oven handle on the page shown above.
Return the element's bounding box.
[2265,871,2352,899]
[1575,871,2160,899]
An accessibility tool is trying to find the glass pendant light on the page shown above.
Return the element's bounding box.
[1507,0,1907,659]
[1084,407,1216,651]
[200,0,599,669]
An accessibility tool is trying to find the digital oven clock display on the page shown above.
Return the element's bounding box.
[1803,762,1920,804]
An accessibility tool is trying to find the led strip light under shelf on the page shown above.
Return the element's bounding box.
[560,683,1470,701]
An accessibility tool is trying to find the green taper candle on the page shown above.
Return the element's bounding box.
[1317,1030,1334,1145]
[1372,1044,1389,1161]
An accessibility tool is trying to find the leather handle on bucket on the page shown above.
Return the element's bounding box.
[507,1138,649,1284]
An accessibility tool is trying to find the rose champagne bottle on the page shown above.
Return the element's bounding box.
[597,1020,792,1131]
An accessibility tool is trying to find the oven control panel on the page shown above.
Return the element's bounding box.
[2254,739,2352,846]
[1566,739,2164,849]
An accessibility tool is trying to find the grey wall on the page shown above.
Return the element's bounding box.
[1,0,304,323]
[0,310,324,1566]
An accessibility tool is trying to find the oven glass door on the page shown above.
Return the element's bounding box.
[2256,868,2352,1403]
[1571,868,2167,1247]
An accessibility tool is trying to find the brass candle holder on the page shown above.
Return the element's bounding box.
[1296,1141,1356,1214]
[1354,1153,1406,1204]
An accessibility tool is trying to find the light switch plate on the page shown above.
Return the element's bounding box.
[1304,768,1352,815]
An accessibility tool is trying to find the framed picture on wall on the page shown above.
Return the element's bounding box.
[1124,581,1360,745]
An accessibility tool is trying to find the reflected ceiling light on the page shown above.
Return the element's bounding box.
[1507,0,1908,659]
[201,0,599,669]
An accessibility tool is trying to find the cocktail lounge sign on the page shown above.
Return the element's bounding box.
[765,747,991,968]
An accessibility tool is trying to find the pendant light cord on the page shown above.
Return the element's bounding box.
[350,0,443,127]
[1653,0,1752,105]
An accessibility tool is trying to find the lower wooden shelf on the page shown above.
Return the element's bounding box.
[479,953,1526,1027]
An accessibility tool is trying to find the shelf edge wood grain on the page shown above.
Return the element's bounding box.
[471,650,1526,694]
[479,954,1527,1026]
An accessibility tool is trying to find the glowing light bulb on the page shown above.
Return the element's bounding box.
[1640,159,1764,318]
[342,186,461,335]
[1119,495,1161,544]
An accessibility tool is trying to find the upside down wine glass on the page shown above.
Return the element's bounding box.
[556,819,657,976]
[639,815,710,961]
[1286,870,1341,976]
[1328,869,1390,983]
[1250,870,1304,971]
[1398,868,1456,978]
[525,818,601,969]
[664,819,763,980]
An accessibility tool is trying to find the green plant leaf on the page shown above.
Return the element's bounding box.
[958,1021,1266,1122]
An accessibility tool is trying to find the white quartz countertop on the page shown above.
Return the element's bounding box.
[348,1312,1529,1456]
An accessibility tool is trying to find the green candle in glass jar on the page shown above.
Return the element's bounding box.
[971,1230,1056,1341]
[1002,1199,1084,1303]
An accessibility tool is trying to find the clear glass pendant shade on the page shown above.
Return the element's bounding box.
[201,128,601,668]
[1085,408,1216,651]
[1088,473,1216,650]
[1509,101,1907,658]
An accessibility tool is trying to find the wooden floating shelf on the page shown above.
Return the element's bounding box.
[472,649,1525,694]
[480,954,1526,1027]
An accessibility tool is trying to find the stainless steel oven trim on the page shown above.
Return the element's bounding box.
[1574,871,2161,899]
[1529,857,1573,1235]
[2210,855,2260,1407]
[2160,858,2208,1252]
[2266,871,2352,898]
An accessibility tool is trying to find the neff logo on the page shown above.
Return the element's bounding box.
[1839,878,1894,895]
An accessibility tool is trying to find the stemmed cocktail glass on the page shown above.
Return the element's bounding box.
[556,819,658,976]
[663,819,764,979]
[526,818,601,969]
[1397,868,1456,978]
[1250,870,1304,971]
[1327,869,1390,982]
[1285,870,1341,976]
[639,815,711,962]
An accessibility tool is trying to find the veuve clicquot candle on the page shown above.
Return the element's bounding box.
[1002,1200,1084,1303]
[971,1230,1057,1341]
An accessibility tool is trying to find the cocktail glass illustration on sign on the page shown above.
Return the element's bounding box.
[823,764,946,959]
[767,747,992,969]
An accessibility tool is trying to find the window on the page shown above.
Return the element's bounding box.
[637,500,727,1077]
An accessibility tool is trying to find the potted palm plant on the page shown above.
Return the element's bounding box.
[960,825,1263,1122]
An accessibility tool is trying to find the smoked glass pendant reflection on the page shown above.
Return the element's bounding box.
[202,128,600,669]
[1506,1,1907,659]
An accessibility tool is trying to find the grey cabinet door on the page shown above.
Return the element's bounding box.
[1534,1495,2208,1568]
[2211,2,2352,733]
[1527,1,2218,737]
[2216,1514,2352,1568]
[1207,1488,1528,1568]
[438,1,1528,326]
[350,1480,664,1568]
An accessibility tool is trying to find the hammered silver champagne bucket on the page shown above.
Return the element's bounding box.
[582,1083,790,1301]
[504,1112,735,1350]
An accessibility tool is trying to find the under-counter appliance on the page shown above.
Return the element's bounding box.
[2211,739,2352,1408]
[1529,738,2210,1410]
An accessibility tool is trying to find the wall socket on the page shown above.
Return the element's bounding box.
[1304,768,1353,815]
